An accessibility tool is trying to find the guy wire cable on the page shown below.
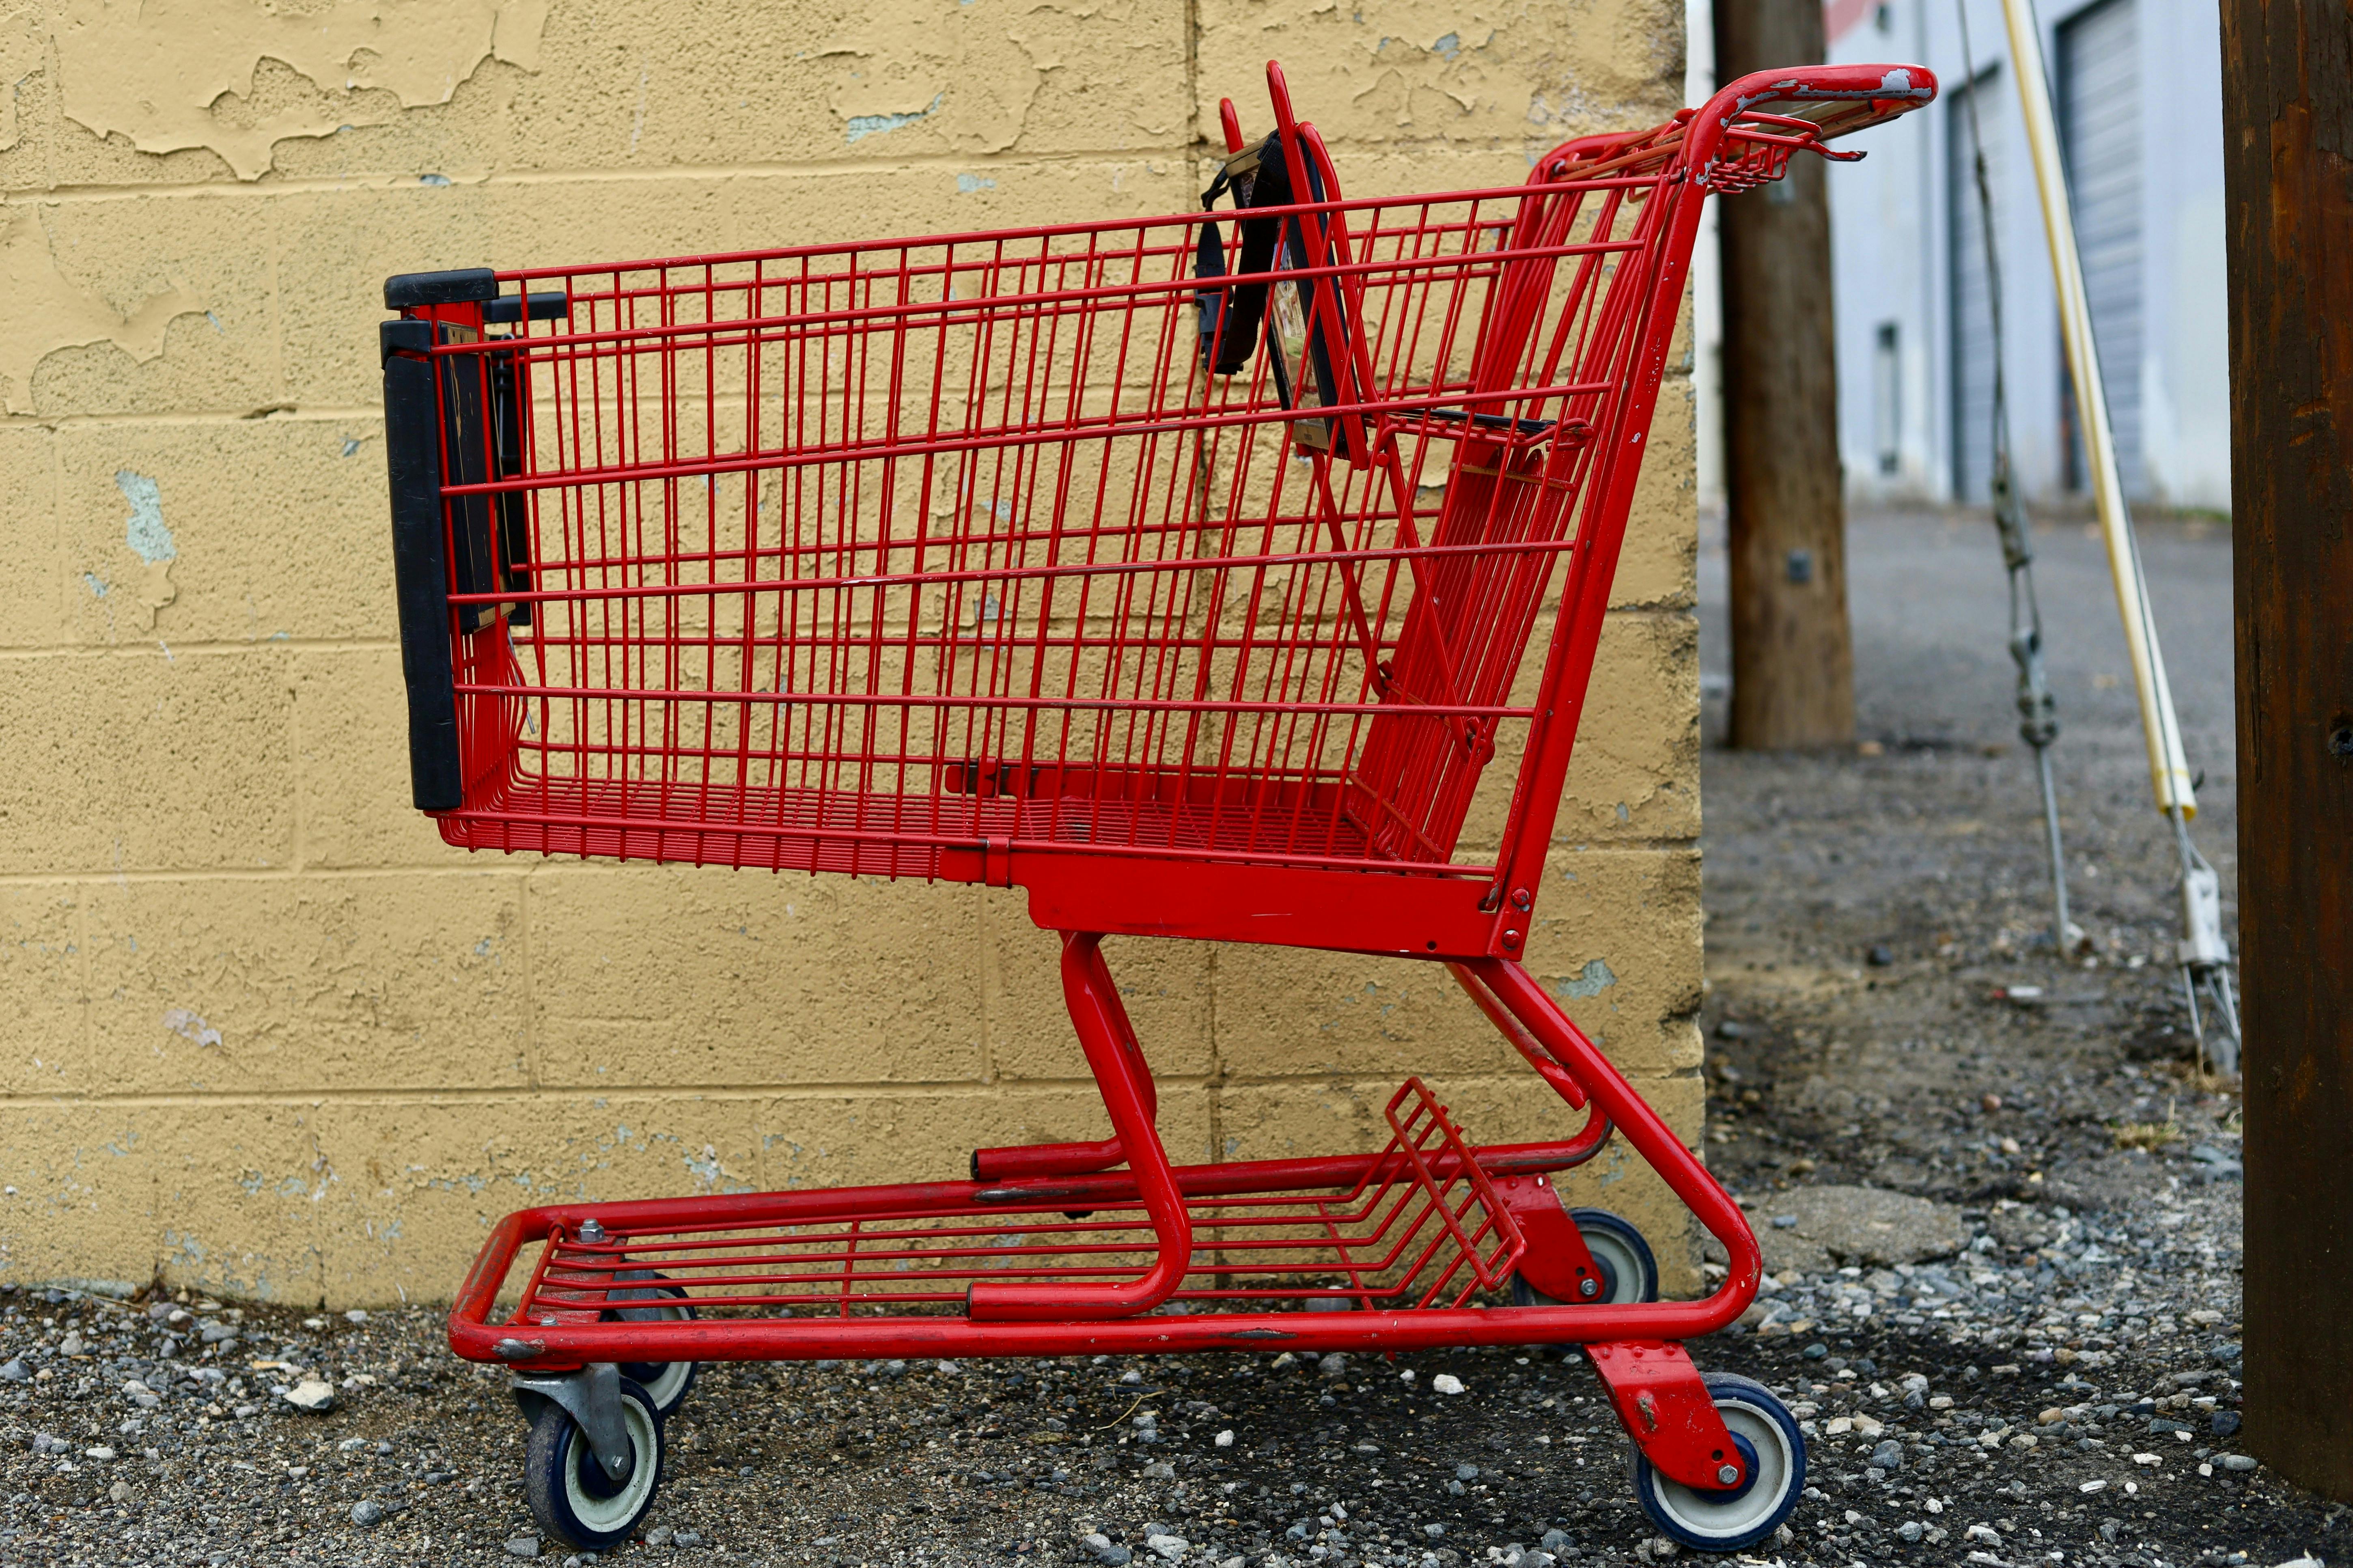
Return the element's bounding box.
[1954,0,2078,962]
[1990,0,2241,1075]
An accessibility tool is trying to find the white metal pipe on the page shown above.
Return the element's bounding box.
[1995,0,2198,817]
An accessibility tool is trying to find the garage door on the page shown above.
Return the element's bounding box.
[2058,0,2143,498]
[1948,67,2009,504]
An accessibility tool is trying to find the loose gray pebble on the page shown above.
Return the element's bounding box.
[0,1359,25,1383]
[2211,1410,2243,1437]
[350,1498,384,1526]
[1082,1533,1133,1567]
[1898,1521,1924,1543]
[504,1537,542,1559]
[2219,1454,2258,1471]
[1870,1439,1904,1471]
[674,1531,703,1547]
[645,1524,674,1546]
[1456,1462,1480,1480]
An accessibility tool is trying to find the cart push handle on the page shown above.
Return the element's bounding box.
[379,269,568,811]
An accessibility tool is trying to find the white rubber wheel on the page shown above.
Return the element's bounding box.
[603,1270,698,1417]
[1510,1206,1660,1306]
[1628,1372,1806,1553]
[523,1377,666,1551]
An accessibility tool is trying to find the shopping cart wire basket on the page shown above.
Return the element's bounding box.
[381,59,1932,1553]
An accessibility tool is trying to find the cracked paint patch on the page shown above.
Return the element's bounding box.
[1555,958,1617,999]
[845,93,942,144]
[117,471,175,563]
[955,172,996,194]
[112,470,179,629]
[162,1007,223,1048]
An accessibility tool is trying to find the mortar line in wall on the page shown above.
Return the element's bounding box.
[0,600,1695,662]
[0,408,384,430]
[0,1067,1694,1112]
[42,431,65,678]
[0,838,1704,889]
[0,135,1670,205]
[517,868,540,1093]
[0,640,399,661]
[1204,942,1224,1169]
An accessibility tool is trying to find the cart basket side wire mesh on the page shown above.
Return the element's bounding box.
[399,137,1683,884]
[381,72,1931,901]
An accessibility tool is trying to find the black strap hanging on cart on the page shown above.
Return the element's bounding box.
[1195,135,1291,375]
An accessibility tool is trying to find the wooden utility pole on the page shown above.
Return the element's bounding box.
[1715,0,1855,749]
[2225,0,2353,1503]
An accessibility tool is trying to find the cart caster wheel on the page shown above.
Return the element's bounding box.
[523,1376,666,1551]
[603,1270,699,1417]
[1509,1208,1659,1306]
[1627,1372,1805,1553]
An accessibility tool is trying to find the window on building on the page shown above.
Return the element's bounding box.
[1874,322,1902,477]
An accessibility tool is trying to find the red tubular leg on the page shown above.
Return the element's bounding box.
[1449,961,1592,1111]
[970,936,1157,1180]
[1475,959,1762,1308]
[966,933,1191,1322]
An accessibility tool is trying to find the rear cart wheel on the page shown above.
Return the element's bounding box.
[602,1270,698,1417]
[1627,1372,1804,1553]
[1509,1207,1659,1306]
[523,1376,666,1551]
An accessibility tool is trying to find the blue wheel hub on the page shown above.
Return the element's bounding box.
[1702,1430,1764,1504]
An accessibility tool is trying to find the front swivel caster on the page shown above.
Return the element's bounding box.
[1628,1372,1806,1553]
[511,1365,667,1550]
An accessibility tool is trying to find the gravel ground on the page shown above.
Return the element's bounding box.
[2,507,2325,1568]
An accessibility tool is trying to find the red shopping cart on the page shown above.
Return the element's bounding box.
[380,60,1931,1553]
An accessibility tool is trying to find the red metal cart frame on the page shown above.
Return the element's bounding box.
[380,60,1933,1553]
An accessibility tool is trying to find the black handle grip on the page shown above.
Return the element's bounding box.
[381,336,463,812]
[384,268,498,310]
[485,291,569,323]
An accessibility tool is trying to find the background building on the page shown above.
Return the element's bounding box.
[0,0,1707,1306]
[1823,0,2230,511]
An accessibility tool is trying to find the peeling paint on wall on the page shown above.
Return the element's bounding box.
[1556,958,1618,999]
[52,0,549,180]
[112,470,179,628]
[162,1007,223,1049]
[822,0,1051,154]
[845,93,941,144]
[0,11,40,153]
[0,205,204,415]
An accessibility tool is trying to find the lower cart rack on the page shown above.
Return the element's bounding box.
[520,1081,1525,1322]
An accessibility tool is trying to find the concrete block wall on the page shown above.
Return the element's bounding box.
[0,0,1701,1307]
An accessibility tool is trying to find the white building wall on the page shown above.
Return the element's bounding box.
[1820,0,2229,512]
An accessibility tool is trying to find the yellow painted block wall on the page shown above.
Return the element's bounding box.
[0,0,1701,1307]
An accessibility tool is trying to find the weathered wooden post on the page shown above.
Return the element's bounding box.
[2223,0,2353,1500]
[1715,0,1855,749]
